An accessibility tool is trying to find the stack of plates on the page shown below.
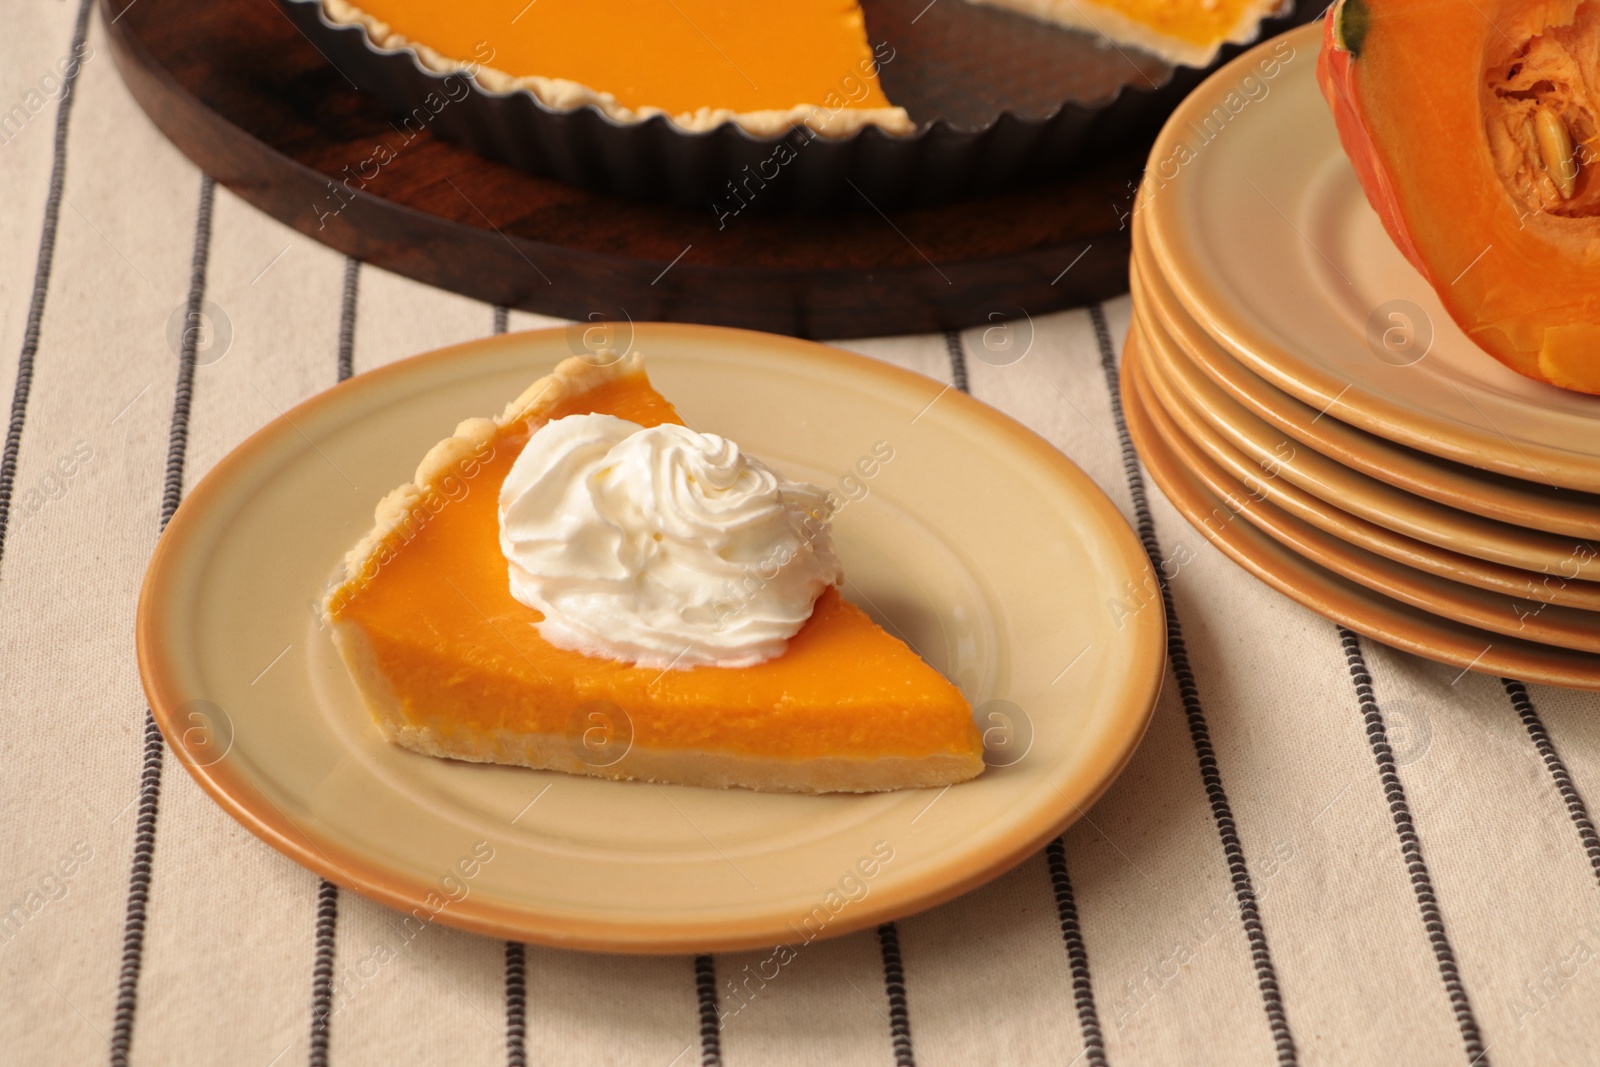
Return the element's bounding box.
[1125,24,1600,689]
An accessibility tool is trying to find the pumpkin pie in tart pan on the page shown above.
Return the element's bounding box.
[279,0,1320,208]
[323,348,986,793]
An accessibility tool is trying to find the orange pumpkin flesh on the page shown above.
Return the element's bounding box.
[1318,0,1600,393]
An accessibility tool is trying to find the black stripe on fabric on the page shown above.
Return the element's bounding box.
[308,879,338,1067]
[877,923,916,1067]
[1337,628,1489,1066]
[0,0,93,574]
[307,258,360,1067]
[336,257,359,382]
[110,174,218,1067]
[942,329,969,394]
[1046,839,1108,1067]
[504,942,528,1067]
[694,954,722,1067]
[1088,302,1298,1066]
[1503,678,1600,884]
[491,300,527,1067]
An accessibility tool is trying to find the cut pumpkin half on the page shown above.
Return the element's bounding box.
[1318,0,1600,393]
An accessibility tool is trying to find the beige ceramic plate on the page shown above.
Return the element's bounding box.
[1130,237,1600,540]
[1132,287,1600,591]
[1122,334,1600,689]
[1130,277,1600,581]
[1135,311,1600,612]
[137,323,1165,953]
[1138,23,1600,492]
[1129,341,1600,653]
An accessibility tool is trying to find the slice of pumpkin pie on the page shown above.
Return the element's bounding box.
[323,349,984,793]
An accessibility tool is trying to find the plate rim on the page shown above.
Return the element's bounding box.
[1131,334,1600,653]
[1133,290,1600,612]
[1132,268,1600,590]
[1122,329,1600,689]
[1137,22,1600,493]
[1130,236,1600,539]
[136,321,1167,953]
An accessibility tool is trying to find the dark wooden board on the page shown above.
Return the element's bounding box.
[103,0,1147,338]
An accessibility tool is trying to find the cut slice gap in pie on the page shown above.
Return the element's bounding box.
[323,350,985,793]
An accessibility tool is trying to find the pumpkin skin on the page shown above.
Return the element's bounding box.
[1317,0,1600,393]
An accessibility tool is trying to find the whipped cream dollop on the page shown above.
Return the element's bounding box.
[498,414,843,669]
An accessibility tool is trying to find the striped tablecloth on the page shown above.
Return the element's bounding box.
[9,3,1600,1065]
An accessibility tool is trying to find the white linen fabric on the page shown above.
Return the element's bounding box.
[3,4,1599,1066]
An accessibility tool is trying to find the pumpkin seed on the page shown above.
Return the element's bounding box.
[1524,117,1562,207]
[1535,107,1578,200]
